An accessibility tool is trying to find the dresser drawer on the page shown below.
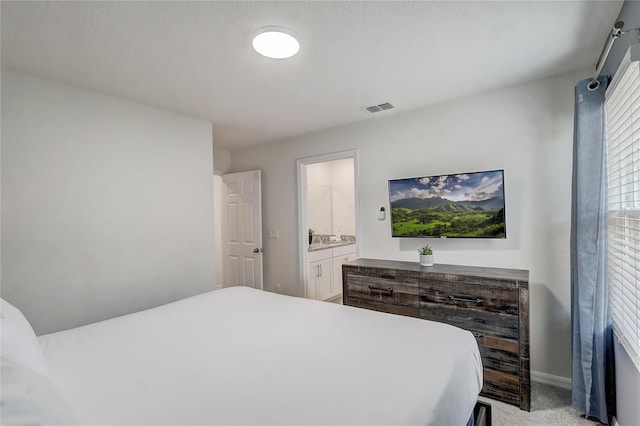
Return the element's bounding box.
[344,273,419,317]
[420,280,519,315]
[419,280,522,407]
[482,370,520,406]
[419,301,519,340]
[477,335,519,372]
[346,297,419,318]
[477,337,520,401]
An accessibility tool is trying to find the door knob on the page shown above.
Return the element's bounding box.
[253,248,260,253]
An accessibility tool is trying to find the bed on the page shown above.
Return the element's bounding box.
[2,286,483,425]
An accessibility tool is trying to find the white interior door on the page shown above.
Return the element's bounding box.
[222,170,263,289]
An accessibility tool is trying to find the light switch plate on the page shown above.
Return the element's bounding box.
[268,230,279,239]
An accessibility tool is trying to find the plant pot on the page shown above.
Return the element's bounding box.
[419,254,434,267]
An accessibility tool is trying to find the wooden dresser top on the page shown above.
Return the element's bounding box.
[344,258,529,289]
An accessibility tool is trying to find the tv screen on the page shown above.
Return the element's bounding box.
[388,169,506,238]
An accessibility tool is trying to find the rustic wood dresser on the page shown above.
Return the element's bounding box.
[342,258,530,411]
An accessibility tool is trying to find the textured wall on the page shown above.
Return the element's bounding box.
[1,70,216,334]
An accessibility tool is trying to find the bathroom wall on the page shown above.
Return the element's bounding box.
[306,158,355,236]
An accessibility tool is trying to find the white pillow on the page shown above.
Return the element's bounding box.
[1,356,79,425]
[1,298,48,376]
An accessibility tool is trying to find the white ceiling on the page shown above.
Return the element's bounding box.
[1,1,623,150]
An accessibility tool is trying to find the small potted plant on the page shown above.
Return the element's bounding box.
[308,228,314,245]
[418,245,434,266]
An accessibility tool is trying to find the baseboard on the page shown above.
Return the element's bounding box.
[324,293,343,303]
[611,415,619,426]
[531,370,572,389]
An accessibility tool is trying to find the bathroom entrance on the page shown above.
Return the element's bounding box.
[297,151,358,302]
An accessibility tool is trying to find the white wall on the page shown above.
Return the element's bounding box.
[1,70,216,335]
[307,162,333,235]
[306,159,355,236]
[213,147,231,175]
[213,175,225,289]
[212,148,231,290]
[230,69,585,380]
[614,336,640,426]
[329,158,355,236]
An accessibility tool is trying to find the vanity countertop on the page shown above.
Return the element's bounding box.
[308,242,355,252]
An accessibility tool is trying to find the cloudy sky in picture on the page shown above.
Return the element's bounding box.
[389,170,504,203]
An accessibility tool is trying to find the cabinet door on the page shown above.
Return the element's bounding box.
[307,261,319,300]
[332,252,356,296]
[309,258,333,301]
[316,258,333,300]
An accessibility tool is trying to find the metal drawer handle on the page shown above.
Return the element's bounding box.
[368,285,393,294]
[473,332,484,338]
[448,294,482,304]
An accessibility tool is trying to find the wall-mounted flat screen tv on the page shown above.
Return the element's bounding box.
[388,169,506,238]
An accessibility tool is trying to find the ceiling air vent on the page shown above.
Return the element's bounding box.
[362,102,396,114]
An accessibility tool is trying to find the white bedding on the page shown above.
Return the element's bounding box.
[39,287,482,425]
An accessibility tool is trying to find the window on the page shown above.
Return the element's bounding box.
[605,44,640,367]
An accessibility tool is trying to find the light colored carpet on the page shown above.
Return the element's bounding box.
[480,382,599,426]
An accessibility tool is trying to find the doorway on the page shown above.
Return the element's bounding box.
[297,151,359,301]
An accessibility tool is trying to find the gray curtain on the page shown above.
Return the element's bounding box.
[571,76,614,424]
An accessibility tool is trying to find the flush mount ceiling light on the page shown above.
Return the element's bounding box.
[252,26,300,59]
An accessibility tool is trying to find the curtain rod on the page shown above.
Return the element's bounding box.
[588,21,625,91]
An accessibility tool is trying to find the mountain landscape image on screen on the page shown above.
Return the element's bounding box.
[389,170,506,238]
